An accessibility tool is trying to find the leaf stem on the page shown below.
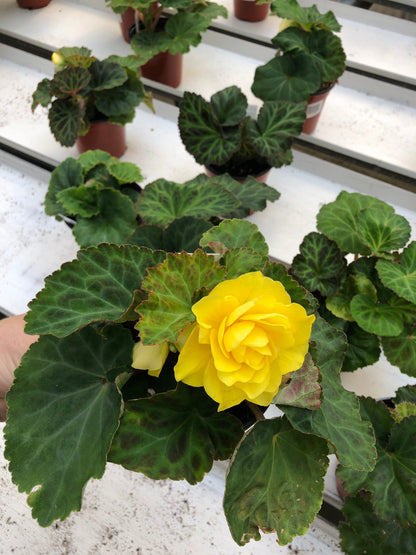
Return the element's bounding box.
[246,401,266,421]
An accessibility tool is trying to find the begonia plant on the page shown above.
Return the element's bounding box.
[46,150,280,248]
[4,216,380,548]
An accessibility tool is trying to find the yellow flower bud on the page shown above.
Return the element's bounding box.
[174,272,315,411]
[51,52,65,67]
[132,341,169,377]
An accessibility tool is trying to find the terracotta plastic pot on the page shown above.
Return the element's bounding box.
[302,85,334,135]
[205,164,271,184]
[129,17,183,88]
[120,8,137,43]
[233,0,270,22]
[17,0,50,8]
[75,121,127,158]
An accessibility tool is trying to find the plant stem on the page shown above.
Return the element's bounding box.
[246,401,266,421]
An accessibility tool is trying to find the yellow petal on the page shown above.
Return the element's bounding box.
[174,326,210,383]
[223,321,255,351]
[131,341,169,377]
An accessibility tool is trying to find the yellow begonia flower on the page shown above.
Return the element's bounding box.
[132,341,169,377]
[174,271,315,411]
[51,52,65,67]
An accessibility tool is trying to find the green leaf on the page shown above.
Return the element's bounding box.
[283,316,376,470]
[210,85,247,126]
[130,28,173,63]
[273,353,321,409]
[377,242,416,303]
[25,245,166,337]
[178,91,241,166]
[57,184,100,218]
[252,53,321,103]
[350,294,404,337]
[51,66,91,96]
[221,248,268,279]
[78,149,113,172]
[210,174,280,214]
[368,416,416,526]
[357,208,411,256]
[72,188,138,247]
[274,28,345,83]
[340,495,416,555]
[108,160,143,184]
[48,98,83,147]
[31,78,51,111]
[165,12,211,54]
[393,402,416,421]
[246,101,306,166]
[162,217,213,253]
[341,322,381,373]
[291,232,347,296]
[270,0,341,31]
[138,251,226,344]
[45,157,83,216]
[394,385,416,405]
[223,417,329,546]
[316,191,395,255]
[326,273,377,322]
[200,219,269,256]
[382,324,416,377]
[137,177,240,226]
[89,60,127,90]
[95,87,144,118]
[4,325,133,526]
[109,384,243,484]
[127,224,165,250]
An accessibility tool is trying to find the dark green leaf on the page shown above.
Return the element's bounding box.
[291,232,347,296]
[109,384,243,484]
[72,189,138,247]
[357,208,411,256]
[394,385,416,405]
[25,245,166,337]
[283,316,376,470]
[45,157,83,216]
[340,495,416,555]
[4,325,132,526]
[224,417,329,546]
[51,66,91,96]
[95,87,144,118]
[48,98,84,147]
[162,217,213,253]
[252,53,321,103]
[178,91,241,166]
[341,322,381,373]
[210,86,247,126]
[31,78,51,111]
[377,242,416,303]
[270,0,341,31]
[89,60,127,91]
[382,324,416,378]
[137,177,240,226]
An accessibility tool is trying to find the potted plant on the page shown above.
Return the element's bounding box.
[337,387,416,553]
[234,0,270,23]
[4,216,378,548]
[105,0,228,87]
[46,149,281,248]
[178,85,307,181]
[251,0,346,134]
[31,47,153,157]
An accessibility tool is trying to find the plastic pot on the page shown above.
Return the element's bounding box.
[302,84,334,135]
[120,8,137,43]
[205,164,271,184]
[233,0,270,22]
[17,0,50,8]
[76,121,127,158]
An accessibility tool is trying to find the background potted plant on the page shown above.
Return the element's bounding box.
[233,0,270,23]
[105,0,228,87]
[4,216,378,548]
[31,47,153,157]
[46,149,281,248]
[178,85,307,181]
[251,0,346,134]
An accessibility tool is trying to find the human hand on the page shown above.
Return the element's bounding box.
[0,314,38,420]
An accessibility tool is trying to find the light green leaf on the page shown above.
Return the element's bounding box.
[200,219,269,256]
[223,417,329,546]
[357,208,411,256]
[221,248,268,279]
[4,325,132,526]
[382,324,416,377]
[138,251,226,344]
[350,294,404,337]
[45,157,83,216]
